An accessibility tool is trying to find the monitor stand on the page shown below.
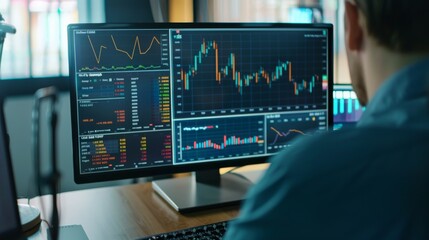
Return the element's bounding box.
[153,169,253,213]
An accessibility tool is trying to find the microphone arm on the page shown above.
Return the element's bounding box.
[0,13,16,34]
[0,22,16,34]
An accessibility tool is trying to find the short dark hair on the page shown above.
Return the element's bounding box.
[355,0,429,53]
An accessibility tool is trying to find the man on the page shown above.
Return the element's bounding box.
[224,0,429,239]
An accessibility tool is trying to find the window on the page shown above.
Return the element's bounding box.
[0,0,78,79]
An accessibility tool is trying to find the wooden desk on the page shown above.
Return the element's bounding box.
[27,182,238,240]
[26,164,268,240]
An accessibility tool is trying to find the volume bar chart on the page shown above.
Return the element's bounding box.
[184,135,260,151]
[175,116,265,163]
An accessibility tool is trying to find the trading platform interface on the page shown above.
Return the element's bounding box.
[333,84,365,130]
[70,26,331,175]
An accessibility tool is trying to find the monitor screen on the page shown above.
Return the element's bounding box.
[333,84,365,130]
[68,23,333,183]
[0,100,22,239]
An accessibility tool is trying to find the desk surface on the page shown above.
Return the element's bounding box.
[28,182,238,240]
[26,165,268,240]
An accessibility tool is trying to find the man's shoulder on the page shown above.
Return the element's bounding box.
[227,128,429,240]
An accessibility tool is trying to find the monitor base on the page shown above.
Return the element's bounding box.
[153,171,253,213]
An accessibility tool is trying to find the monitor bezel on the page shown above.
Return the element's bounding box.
[68,22,334,183]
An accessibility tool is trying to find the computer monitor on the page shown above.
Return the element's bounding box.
[68,23,333,212]
[333,84,365,130]
[0,99,22,239]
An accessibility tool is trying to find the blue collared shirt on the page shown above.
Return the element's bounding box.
[224,58,429,240]
[358,58,429,129]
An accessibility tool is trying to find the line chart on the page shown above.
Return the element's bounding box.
[269,127,307,146]
[110,35,161,61]
[74,30,169,72]
[87,35,161,64]
[87,35,107,64]
[266,111,326,153]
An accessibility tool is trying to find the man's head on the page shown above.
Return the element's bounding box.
[344,0,429,105]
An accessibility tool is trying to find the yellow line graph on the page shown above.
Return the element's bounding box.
[87,35,161,64]
[87,35,107,64]
[270,127,306,136]
[111,35,161,60]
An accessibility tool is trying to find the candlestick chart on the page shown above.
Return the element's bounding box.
[172,29,329,116]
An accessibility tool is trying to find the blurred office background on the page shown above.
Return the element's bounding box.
[0,0,349,197]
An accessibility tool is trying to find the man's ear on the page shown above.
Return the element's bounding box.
[344,0,363,51]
